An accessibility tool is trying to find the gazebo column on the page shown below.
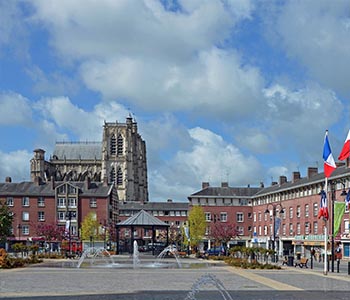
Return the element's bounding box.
[116,225,119,255]
[166,227,169,246]
[131,226,134,254]
[152,225,155,256]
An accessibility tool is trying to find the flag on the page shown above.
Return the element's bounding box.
[323,131,336,178]
[333,202,346,237]
[346,189,350,210]
[318,190,329,220]
[338,129,350,161]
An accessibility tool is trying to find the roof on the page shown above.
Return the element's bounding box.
[119,201,188,211]
[189,186,263,198]
[116,209,169,227]
[0,181,112,197]
[52,142,102,160]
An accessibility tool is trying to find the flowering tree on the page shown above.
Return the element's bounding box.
[188,206,206,249]
[210,222,239,252]
[34,222,65,242]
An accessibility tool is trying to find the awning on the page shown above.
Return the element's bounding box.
[292,240,324,246]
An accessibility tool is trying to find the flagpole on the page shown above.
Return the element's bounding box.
[324,178,328,275]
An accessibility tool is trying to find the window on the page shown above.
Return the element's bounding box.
[110,167,116,183]
[205,212,211,222]
[237,226,244,235]
[282,224,286,236]
[170,211,175,216]
[181,211,187,216]
[57,212,65,221]
[22,225,29,235]
[296,223,301,235]
[258,225,262,235]
[289,207,293,219]
[110,134,116,155]
[175,211,180,216]
[38,211,45,222]
[6,197,14,206]
[236,212,244,222]
[22,197,29,207]
[57,185,66,194]
[90,198,97,208]
[258,212,261,222]
[57,198,66,207]
[305,204,309,217]
[220,212,227,222]
[253,212,256,222]
[68,185,77,194]
[289,223,293,236]
[117,168,123,185]
[117,134,124,156]
[175,221,180,226]
[296,206,301,218]
[313,203,318,217]
[68,198,77,207]
[305,222,310,234]
[313,222,318,235]
[247,212,252,219]
[37,197,45,207]
[22,212,29,221]
[264,225,268,235]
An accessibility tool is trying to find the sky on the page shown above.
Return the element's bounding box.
[1,0,350,202]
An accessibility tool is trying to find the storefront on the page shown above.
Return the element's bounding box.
[293,235,325,258]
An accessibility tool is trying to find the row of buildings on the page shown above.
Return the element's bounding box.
[1,117,350,258]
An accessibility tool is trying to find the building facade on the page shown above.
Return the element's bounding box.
[30,116,148,204]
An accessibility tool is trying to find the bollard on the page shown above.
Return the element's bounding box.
[337,260,340,273]
[310,256,313,269]
[348,262,350,275]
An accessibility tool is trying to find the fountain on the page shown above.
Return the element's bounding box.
[133,241,140,269]
[154,245,182,268]
[185,274,233,300]
[76,247,115,268]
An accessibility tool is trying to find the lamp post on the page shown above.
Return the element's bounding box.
[17,224,22,241]
[66,211,76,255]
[265,203,284,263]
[330,180,347,273]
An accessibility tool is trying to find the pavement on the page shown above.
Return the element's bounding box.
[1,256,350,300]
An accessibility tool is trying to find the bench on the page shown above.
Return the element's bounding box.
[178,251,187,257]
[295,257,308,268]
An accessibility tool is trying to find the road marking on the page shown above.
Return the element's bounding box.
[225,267,303,291]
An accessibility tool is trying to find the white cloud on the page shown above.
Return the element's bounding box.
[0,92,33,125]
[148,126,263,201]
[270,0,350,95]
[0,150,32,182]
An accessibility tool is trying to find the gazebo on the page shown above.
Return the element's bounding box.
[115,209,170,255]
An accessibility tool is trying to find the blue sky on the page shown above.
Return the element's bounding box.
[1,0,350,201]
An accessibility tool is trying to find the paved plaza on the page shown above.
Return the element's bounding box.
[1,257,350,300]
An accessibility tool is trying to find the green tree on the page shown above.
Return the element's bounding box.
[81,212,99,243]
[0,201,14,244]
[188,206,206,249]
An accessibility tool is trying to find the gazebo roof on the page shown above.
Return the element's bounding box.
[116,209,169,227]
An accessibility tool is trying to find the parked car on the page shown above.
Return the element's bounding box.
[205,246,225,256]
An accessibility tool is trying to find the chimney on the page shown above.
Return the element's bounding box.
[271,181,278,186]
[103,176,108,187]
[292,171,301,183]
[5,176,12,183]
[202,182,210,189]
[50,176,55,190]
[336,161,345,168]
[85,176,91,190]
[221,182,229,188]
[307,167,318,178]
[167,199,173,203]
[260,182,264,188]
[279,176,287,185]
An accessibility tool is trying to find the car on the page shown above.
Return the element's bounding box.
[205,246,225,256]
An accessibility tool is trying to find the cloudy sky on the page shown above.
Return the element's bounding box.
[1,0,350,202]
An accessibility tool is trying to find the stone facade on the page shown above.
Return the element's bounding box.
[30,116,148,204]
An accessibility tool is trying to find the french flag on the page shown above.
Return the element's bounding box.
[323,130,336,178]
[338,129,350,161]
[318,190,329,220]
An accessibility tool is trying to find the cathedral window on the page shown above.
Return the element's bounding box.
[117,168,123,185]
[110,167,116,183]
[117,134,123,156]
[110,135,116,155]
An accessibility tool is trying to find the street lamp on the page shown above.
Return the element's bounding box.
[330,180,347,273]
[66,211,76,255]
[265,203,284,263]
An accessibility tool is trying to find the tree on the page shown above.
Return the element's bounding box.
[0,201,14,244]
[188,206,206,249]
[210,222,238,254]
[81,212,99,243]
[34,222,65,243]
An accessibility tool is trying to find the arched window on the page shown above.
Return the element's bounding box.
[117,167,123,185]
[110,167,116,183]
[110,135,116,155]
[117,134,123,156]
